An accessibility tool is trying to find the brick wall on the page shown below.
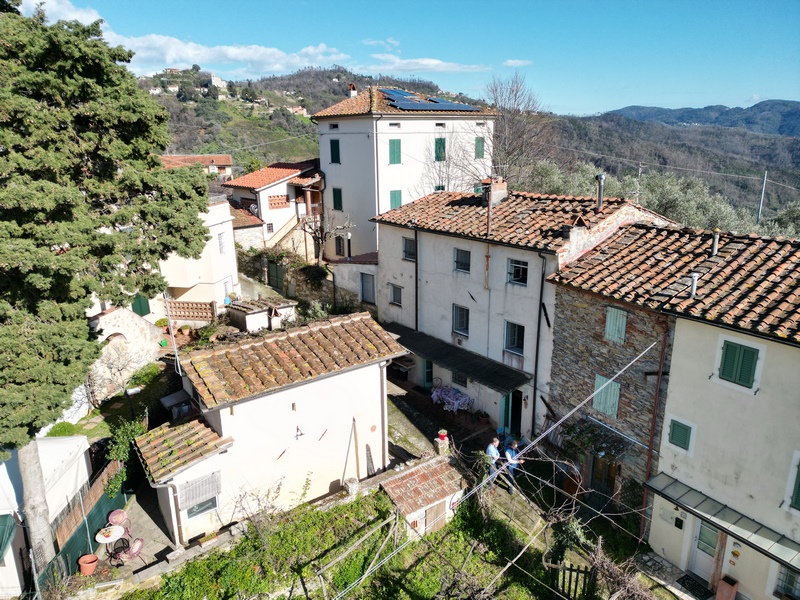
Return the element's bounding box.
[548,286,674,492]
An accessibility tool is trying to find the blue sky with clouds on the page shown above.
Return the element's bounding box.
[21,0,800,116]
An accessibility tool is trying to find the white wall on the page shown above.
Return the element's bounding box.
[318,114,494,257]
[167,362,389,541]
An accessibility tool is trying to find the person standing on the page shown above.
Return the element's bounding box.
[504,440,524,494]
[485,437,500,491]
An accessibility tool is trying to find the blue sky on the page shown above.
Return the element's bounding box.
[21,0,800,115]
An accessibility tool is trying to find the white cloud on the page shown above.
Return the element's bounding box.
[744,93,763,106]
[503,59,532,67]
[21,0,101,23]
[360,54,489,73]
[362,37,401,51]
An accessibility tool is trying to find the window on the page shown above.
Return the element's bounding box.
[265,223,274,233]
[719,341,758,388]
[330,139,340,164]
[361,273,375,304]
[475,136,485,159]
[329,123,339,130]
[389,139,401,164]
[452,371,467,387]
[223,280,231,297]
[390,190,402,209]
[504,321,525,354]
[389,122,400,128]
[390,284,402,306]
[332,188,343,211]
[218,232,226,254]
[604,307,627,343]
[776,565,800,598]
[452,304,469,336]
[593,374,620,418]
[187,497,217,519]
[335,235,345,256]
[508,259,528,286]
[435,122,445,128]
[402,237,416,261]
[474,185,483,193]
[435,137,446,162]
[454,248,470,272]
[131,294,150,317]
[668,419,691,450]
[791,460,800,510]
[434,185,445,192]
[476,121,485,127]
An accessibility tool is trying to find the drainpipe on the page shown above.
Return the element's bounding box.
[373,113,384,248]
[414,227,419,331]
[531,252,548,436]
[152,481,185,546]
[640,323,670,537]
[379,359,389,469]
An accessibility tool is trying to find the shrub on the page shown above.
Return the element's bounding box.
[129,363,161,387]
[298,264,328,286]
[154,317,169,327]
[47,422,77,437]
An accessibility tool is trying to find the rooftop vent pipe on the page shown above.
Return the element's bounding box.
[690,273,700,298]
[712,230,720,256]
[595,173,605,214]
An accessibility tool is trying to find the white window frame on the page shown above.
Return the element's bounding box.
[389,284,402,306]
[504,321,525,355]
[664,413,696,457]
[217,232,226,255]
[711,333,765,394]
[452,304,469,336]
[335,235,345,256]
[360,272,375,304]
[507,258,528,286]
[186,496,218,519]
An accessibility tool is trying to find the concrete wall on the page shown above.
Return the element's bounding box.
[168,362,390,541]
[548,286,673,491]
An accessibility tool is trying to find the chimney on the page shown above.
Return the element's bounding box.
[690,273,700,298]
[711,230,720,256]
[483,177,508,207]
[595,173,605,214]
[561,224,572,240]
[348,82,357,98]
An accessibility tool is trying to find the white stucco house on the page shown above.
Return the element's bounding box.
[223,161,323,255]
[312,86,496,258]
[552,225,800,599]
[371,179,673,442]
[133,313,406,545]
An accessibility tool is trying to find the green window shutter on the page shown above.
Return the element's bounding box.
[593,374,620,418]
[604,307,627,343]
[791,462,800,510]
[737,345,758,387]
[719,341,758,387]
[330,139,340,163]
[435,137,446,162]
[434,185,445,192]
[332,188,342,211]
[669,420,691,450]
[131,294,150,317]
[719,341,739,382]
[475,136,485,159]
[390,190,402,209]
[389,139,401,164]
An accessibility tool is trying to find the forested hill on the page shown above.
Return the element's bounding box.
[609,100,800,137]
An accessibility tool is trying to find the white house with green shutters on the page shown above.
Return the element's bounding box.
[312,86,495,259]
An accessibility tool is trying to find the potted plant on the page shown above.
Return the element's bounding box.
[476,410,490,425]
[179,324,191,336]
[155,317,169,333]
[438,429,448,441]
[78,553,98,576]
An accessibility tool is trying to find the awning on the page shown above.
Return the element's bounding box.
[0,514,16,558]
[382,322,532,394]
[646,472,800,571]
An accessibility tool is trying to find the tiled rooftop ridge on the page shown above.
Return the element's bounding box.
[223,161,315,190]
[550,224,800,343]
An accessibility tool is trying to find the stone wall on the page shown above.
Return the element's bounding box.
[548,285,674,497]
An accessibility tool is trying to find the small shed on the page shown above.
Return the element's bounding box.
[382,457,465,537]
[227,298,297,332]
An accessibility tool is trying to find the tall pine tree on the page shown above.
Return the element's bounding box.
[0,11,209,569]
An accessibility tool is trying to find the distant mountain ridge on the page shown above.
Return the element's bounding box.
[609,100,800,137]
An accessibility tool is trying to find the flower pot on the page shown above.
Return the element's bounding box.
[479,417,490,425]
[78,553,98,576]
[438,432,447,441]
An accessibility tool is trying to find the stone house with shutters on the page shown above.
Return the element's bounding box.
[549,224,800,599]
[133,313,406,545]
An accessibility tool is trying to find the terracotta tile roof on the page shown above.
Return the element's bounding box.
[228,298,296,315]
[229,204,263,228]
[327,251,379,265]
[161,154,233,168]
[134,418,233,484]
[373,190,668,253]
[181,312,407,408]
[287,173,322,186]
[550,224,800,343]
[223,162,315,191]
[382,458,465,516]
[313,87,496,119]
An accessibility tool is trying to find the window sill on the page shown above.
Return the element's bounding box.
[453,331,469,338]
[507,281,528,287]
[504,348,524,356]
[389,302,402,307]
[402,257,416,262]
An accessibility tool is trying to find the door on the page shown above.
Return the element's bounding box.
[360,273,375,304]
[690,520,719,583]
[267,261,284,290]
[590,455,617,508]
[423,360,433,389]
[502,392,523,437]
[424,501,446,534]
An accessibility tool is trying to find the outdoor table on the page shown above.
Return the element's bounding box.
[95,525,125,557]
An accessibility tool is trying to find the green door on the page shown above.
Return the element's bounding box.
[423,360,433,389]
[267,261,284,290]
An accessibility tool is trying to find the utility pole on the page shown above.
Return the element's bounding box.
[756,170,768,225]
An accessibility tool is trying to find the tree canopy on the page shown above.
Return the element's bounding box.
[0,12,209,454]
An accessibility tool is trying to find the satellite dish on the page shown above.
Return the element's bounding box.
[248,204,259,216]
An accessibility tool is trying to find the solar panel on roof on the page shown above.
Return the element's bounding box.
[379,88,481,112]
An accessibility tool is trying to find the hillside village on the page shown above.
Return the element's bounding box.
[1,17,799,600]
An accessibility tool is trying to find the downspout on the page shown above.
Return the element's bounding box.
[373,113,384,247]
[640,322,670,537]
[379,359,389,469]
[152,481,185,546]
[532,252,548,437]
[414,227,419,331]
